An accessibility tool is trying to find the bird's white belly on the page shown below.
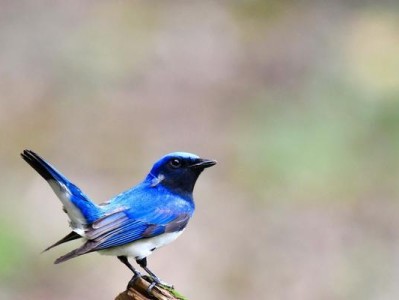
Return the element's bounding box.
[98,230,184,259]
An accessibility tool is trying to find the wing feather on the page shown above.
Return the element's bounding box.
[54,208,191,264]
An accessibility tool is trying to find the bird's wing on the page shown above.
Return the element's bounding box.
[54,208,190,264]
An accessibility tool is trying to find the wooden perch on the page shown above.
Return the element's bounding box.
[115,276,187,300]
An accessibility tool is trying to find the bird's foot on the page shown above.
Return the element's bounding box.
[144,275,174,294]
[143,275,159,295]
[127,272,143,289]
[146,281,157,295]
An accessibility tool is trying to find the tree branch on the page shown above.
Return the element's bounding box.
[115,276,188,300]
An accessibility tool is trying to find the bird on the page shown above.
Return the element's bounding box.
[21,149,216,287]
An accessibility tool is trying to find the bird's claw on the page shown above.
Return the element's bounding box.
[146,281,157,295]
[127,272,143,288]
[145,276,174,295]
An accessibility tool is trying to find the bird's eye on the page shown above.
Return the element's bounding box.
[169,159,182,168]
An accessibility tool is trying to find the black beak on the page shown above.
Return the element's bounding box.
[189,158,217,169]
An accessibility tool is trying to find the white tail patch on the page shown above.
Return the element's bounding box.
[48,179,87,232]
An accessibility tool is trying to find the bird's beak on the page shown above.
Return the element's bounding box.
[189,158,217,169]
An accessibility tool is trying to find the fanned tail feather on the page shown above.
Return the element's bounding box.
[21,150,57,181]
[54,241,98,264]
[21,149,102,224]
[43,231,82,253]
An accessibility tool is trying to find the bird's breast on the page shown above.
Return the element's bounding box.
[98,230,184,259]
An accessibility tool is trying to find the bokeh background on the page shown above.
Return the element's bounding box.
[1,1,399,299]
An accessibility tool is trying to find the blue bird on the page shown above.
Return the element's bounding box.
[21,150,216,286]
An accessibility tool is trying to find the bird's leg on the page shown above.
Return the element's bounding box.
[136,257,161,283]
[118,256,141,276]
[118,256,142,287]
[136,257,174,291]
[136,257,160,292]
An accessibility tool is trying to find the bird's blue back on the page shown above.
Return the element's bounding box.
[104,179,195,220]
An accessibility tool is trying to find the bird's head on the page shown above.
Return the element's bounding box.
[147,152,216,196]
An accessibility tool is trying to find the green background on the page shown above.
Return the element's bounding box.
[1,1,399,299]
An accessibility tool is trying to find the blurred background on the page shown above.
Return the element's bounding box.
[1,1,399,299]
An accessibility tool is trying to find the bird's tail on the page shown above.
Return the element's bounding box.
[21,150,102,229]
[54,240,97,264]
[42,231,82,253]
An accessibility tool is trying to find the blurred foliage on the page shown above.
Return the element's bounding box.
[1,1,399,300]
[231,0,293,23]
[58,2,160,92]
[234,83,399,203]
[345,8,399,94]
[0,221,26,279]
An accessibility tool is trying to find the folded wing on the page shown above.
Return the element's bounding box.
[54,209,190,264]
